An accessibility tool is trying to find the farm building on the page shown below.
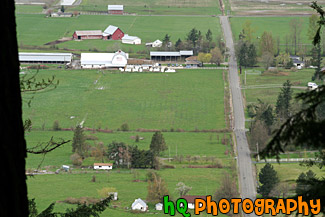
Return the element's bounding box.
[93,163,113,170]
[73,30,103,40]
[150,50,193,61]
[80,50,128,68]
[50,12,73,17]
[131,198,148,212]
[102,25,124,40]
[185,60,202,68]
[146,40,163,48]
[60,0,76,5]
[19,52,73,64]
[122,34,141,44]
[180,195,206,209]
[108,5,124,14]
[155,203,163,210]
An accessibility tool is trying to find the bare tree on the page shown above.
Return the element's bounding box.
[289,18,303,55]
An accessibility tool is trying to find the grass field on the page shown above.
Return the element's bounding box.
[22,68,226,131]
[239,68,316,106]
[230,16,311,46]
[16,14,222,55]
[67,0,221,15]
[256,163,325,185]
[25,130,233,169]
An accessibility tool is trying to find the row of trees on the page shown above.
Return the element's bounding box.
[71,127,167,169]
[160,28,226,56]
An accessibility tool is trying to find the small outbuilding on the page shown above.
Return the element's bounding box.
[93,163,113,170]
[108,5,124,14]
[180,195,206,209]
[155,203,163,210]
[146,40,163,48]
[131,198,148,212]
[122,34,141,45]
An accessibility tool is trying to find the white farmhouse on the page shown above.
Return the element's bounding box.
[81,50,128,68]
[93,163,113,170]
[131,198,148,211]
[122,34,141,45]
[146,40,163,48]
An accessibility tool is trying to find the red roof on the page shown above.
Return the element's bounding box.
[180,195,207,204]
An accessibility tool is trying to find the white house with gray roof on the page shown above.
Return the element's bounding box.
[131,198,148,211]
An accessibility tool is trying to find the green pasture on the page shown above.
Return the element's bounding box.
[256,163,325,185]
[230,16,311,45]
[239,68,316,105]
[22,69,226,131]
[27,166,231,216]
[25,130,233,170]
[16,14,221,54]
[67,0,221,15]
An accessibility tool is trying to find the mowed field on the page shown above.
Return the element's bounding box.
[230,16,310,45]
[16,14,222,55]
[22,69,226,131]
[67,0,221,15]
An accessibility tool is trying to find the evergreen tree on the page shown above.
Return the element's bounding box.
[150,131,167,155]
[247,43,257,67]
[187,28,199,48]
[72,124,87,158]
[275,80,293,120]
[296,170,316,195]
[311,43,322,81]
[206,29,213,42]
[175,38,182,51]
[258,163,279,197]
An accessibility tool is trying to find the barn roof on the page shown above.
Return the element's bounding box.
[74,30,103,36]
[103,25,119,36]
[122,34,140,41]
[81,51,128,66]
[150,50,193,57]
[94,163,113,166]
[179,50,193,56]
[108,5,124,10]
[180,195,207,204]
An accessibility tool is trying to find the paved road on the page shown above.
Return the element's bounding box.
[220,16,257,215]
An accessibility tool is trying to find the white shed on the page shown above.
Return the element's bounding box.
[131,198,148,211]
[93,163,113,170]
[122,34,141,45]
[155,203,163,210]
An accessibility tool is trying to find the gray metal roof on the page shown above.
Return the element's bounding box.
[150,50,193,57]
[74,30,102,36]
[19,53,73,62]
[108,5,124,10]
[103,25,119,36]
[150,51,181,57]
[179,50,193,55]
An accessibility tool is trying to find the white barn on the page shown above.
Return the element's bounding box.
[80,50,128,68]
[93,163,113,170]
[131,198,148,212]
[122,34,141,45]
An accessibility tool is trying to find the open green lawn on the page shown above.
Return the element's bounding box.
[256,163,325,185]
[230,16,310,46]
[239,68,316,106]
[27,167,231,216]
[25,130,233,170]
[16,14,221,55]
[22,69,226,131]
[67,0,221,15]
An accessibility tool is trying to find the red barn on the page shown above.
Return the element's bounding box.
[102,25,124,40]
[73,30,103,40]
[108,5,124,15]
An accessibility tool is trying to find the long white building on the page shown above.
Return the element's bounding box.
[19,52,73,64]
[80,50,128,68]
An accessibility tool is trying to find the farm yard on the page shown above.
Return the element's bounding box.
[16,14,222,57]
